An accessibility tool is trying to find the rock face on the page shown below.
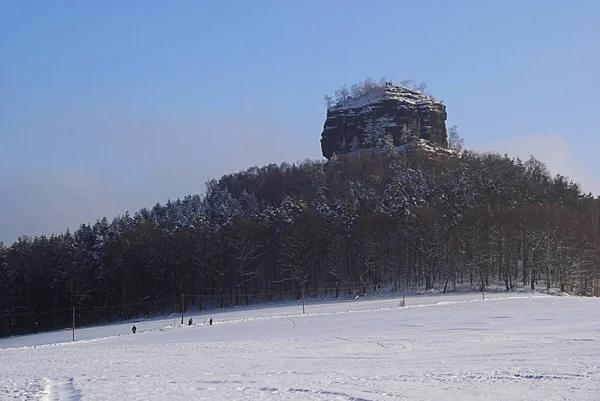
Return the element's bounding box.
[320,84,448,159]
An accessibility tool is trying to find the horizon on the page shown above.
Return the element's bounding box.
[2,1,599,244]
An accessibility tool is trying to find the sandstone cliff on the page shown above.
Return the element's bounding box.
[320,84,448,159]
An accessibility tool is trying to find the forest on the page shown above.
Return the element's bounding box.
[1,146,598,337]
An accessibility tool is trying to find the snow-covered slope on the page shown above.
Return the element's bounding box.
[1,291,599,400]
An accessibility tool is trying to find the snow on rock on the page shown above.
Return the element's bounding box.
[321,84,448,159]
[330,85,438,111]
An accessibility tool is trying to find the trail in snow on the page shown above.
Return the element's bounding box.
[1,292,551,351]
[43,378,81,401]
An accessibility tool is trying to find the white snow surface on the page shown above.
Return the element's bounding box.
[1,290,599,400]
[331,85,442,112]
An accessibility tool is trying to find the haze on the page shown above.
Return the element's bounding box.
[1,0,599,244]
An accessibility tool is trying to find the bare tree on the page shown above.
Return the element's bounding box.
[325,230,347,298]
[447,125,464,151]
[229,220,266,305]
[460,209,501,296]
[323,94,334,110]
[278,221,321,313]
[352,228,383,295]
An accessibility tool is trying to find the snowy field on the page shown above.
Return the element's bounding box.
[1,290,599,400]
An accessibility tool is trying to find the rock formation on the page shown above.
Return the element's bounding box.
[320,83,448,159]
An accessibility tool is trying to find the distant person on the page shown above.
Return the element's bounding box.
[132,325,137,334]
[209,318,213,326]
[188,317,193,326]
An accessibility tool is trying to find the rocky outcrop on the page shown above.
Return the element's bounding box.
[320,84,448,159]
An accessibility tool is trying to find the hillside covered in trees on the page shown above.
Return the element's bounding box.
[1,146,598,337]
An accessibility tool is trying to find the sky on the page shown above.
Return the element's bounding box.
[1,0,599,244]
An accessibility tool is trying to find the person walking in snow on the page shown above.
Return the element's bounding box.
[188,317,193,326]
[132,325,137,334]
[209,318,213,326]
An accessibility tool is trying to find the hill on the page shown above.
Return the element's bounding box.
[1,81,599,338]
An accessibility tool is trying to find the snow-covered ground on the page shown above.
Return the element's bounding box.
[1,290,599,400]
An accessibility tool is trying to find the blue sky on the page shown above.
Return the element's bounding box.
[1,0,599,243]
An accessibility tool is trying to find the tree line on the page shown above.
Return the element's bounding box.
[1,147,598,337]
